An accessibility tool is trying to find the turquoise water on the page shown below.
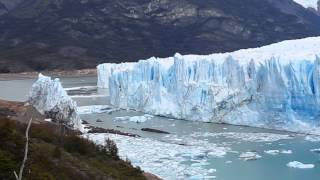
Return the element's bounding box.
[1,76,320,180]
[84,111,320,180]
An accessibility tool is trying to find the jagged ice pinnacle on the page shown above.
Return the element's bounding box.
[29,74,83,131]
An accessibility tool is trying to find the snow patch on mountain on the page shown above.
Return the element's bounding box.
[293,0,319,10]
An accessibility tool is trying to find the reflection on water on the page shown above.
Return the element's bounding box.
[1,76,320,180]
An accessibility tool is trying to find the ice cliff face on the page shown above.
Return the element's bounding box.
[29,74,83,131]
[98,37,320,134]
[97,63,115,89]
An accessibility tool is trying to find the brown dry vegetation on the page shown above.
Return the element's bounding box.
[0,117,147,180]
[0,100,158,180]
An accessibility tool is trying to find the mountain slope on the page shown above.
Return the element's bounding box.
[0,0,320,72]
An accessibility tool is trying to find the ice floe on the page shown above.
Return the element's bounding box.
[239,151,261,161]
[305,135,320,142]
[264,150,292,155]
[264,150,280,155]
[281,150,293,154]
[86,133,227,179]
[310,148,320,153]
[64,86,97,91]
[114,114,154,123]
[191,132,293,142]
[77,105,112,114]
[287,161,315,169]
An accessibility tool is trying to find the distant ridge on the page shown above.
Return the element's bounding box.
[0,0,319,72]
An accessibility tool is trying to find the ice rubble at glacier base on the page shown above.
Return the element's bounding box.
[97,37,320,134]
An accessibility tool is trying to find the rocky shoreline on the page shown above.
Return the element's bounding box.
[0,69,96,81]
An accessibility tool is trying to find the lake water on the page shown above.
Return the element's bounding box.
[1,76,320,180]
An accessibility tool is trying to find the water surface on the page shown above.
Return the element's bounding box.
[1,76,320,180]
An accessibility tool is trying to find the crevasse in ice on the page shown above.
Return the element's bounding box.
[98,37,320,134]
[29,74,83,131]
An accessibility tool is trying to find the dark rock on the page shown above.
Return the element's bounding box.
[88,126,140,137]
[82,120,89,124]
[178,143,187,146]
[96,119,103,122]
[0,107,17,117]
[141,128,170,134]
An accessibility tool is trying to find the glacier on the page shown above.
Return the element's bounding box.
[29,74,83,131]
[97,63,116,89]
[97,36,320,134]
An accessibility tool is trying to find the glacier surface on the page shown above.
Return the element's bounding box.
[98,37,320,134]
[29,74,83,131]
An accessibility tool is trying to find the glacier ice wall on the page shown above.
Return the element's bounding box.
[29,74,83,131]
[98,37,320,134]
[97,63,115,89]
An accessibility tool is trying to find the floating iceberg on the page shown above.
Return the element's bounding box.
[29,74,83,131]
[191,132,293,142]
[98,37,320,134]
[310,148,320,153]
[305,135,320,141]
[64,85,97,91]
[77,105,111,114]
[264,149,292,155]
[239,151,261,161]
[114,114,153,123]
[287,161,315,169]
